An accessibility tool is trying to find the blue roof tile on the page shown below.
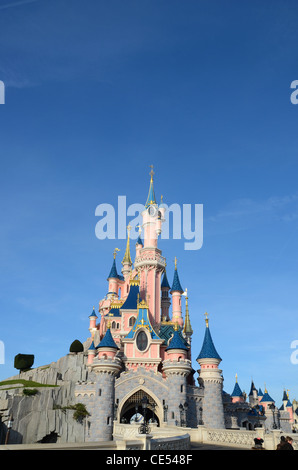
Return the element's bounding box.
[196,324,221,361]
[165,329,189,351]
[96,327,119,349]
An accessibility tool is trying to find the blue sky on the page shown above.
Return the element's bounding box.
[0,0,298,405]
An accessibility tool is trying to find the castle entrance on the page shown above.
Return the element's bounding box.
[119,389,160,426]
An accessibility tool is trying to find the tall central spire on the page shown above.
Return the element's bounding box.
[145,164,157,208]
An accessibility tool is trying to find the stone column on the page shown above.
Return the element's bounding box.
[197,358,225,429]
[162,359,192,427]
[88,357,122,441]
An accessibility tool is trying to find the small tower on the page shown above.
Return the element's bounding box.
[161,268,171,322]
[231,374,245,403]
[248,380,258,407]
[88,322,122,441]
[163,323,192,426]
[197,313,225,429]
[170,257,184,328]
[87,340,96,365]
[121,224,132,278]
[88,306,98,339]
[107,248,121,299]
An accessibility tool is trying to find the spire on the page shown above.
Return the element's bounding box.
[107,248,120,279]
[161,269,171,289]
[145,164,157,208]
[89,306,98,318]
[95,322,119,349]
[196,313,222,361]
[182,289,193,336]
[171,257,184,293]
[165,327,189,352]
[122,224,132,266]
[231,374,243,397]
[249,380,257,396]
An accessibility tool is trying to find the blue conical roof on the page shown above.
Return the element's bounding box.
[231,381,243,397]
[196,323,221,361]
[165,329,189,352]
[88,340,96,350]
[260,390,274,403]
[89,307,98,318]
[107,258,118,279]
[96,327,119,349]
[161,271,171,289]
[171,268,183,293]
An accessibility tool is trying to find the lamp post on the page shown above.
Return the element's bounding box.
[4,413,13,445]
[138,396,151,434]
[269,403,278,429]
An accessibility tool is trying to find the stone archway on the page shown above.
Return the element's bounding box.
[118,388,162,426]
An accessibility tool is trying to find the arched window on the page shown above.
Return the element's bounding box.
[129,316,136,327]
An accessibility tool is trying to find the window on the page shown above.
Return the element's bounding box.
[129,316,136,327]
[136,331,148,352]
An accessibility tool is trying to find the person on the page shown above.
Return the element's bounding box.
[276,435,286,450]
[276,435,294,450]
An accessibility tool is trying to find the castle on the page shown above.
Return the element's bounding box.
[74,170,296,441]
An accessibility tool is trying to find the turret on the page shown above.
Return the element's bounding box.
[170,257,184,328]
[88,306,98,339]
[107,248,121,299]
[88,323,122,440]
[231,374,245,403]
[162,323,192,426]
[197,313,225,429]
[248,380,258,407]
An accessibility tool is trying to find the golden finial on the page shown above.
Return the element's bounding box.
[287,389,290,399]
[106,319,111,329]
[174,321,179,331]
[204,312,209,327]
[149,164,154,181]
[174,256,177,270]
[264,383,267,393]
[113,248,120,259]
[235,373,238,383]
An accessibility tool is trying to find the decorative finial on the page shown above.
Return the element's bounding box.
[174,256,177,270]
[113,248,120,259]
[235,373,238,383]
[149,164,154,181]
[174,321,179,331]
[204,312,209,327]
[106,319,111,329]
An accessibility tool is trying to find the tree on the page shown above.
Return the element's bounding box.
[69,339,84,354]
[14,354,34,374]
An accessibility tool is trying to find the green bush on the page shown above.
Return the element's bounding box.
[69,339,84,354]
[14,354,34,373]
[23,388,38,396]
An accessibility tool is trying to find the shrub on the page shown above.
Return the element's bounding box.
[23,388,38,396]
[69,340,84,354]
[14,354,34,373]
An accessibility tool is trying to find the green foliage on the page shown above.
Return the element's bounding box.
[69,339,84,354]
[23,388,38,396]
[0,379,57,389]
[14,353,34,372]
[53,403,90,422]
